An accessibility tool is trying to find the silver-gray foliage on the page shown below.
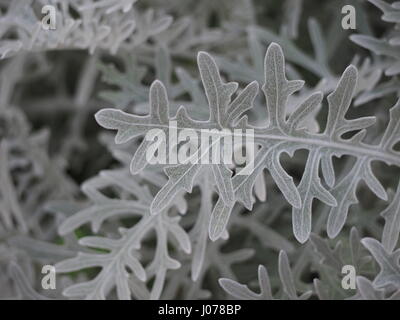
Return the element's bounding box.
[1,0,400,301]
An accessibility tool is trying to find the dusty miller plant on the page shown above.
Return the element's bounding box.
[0,0,399,300]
